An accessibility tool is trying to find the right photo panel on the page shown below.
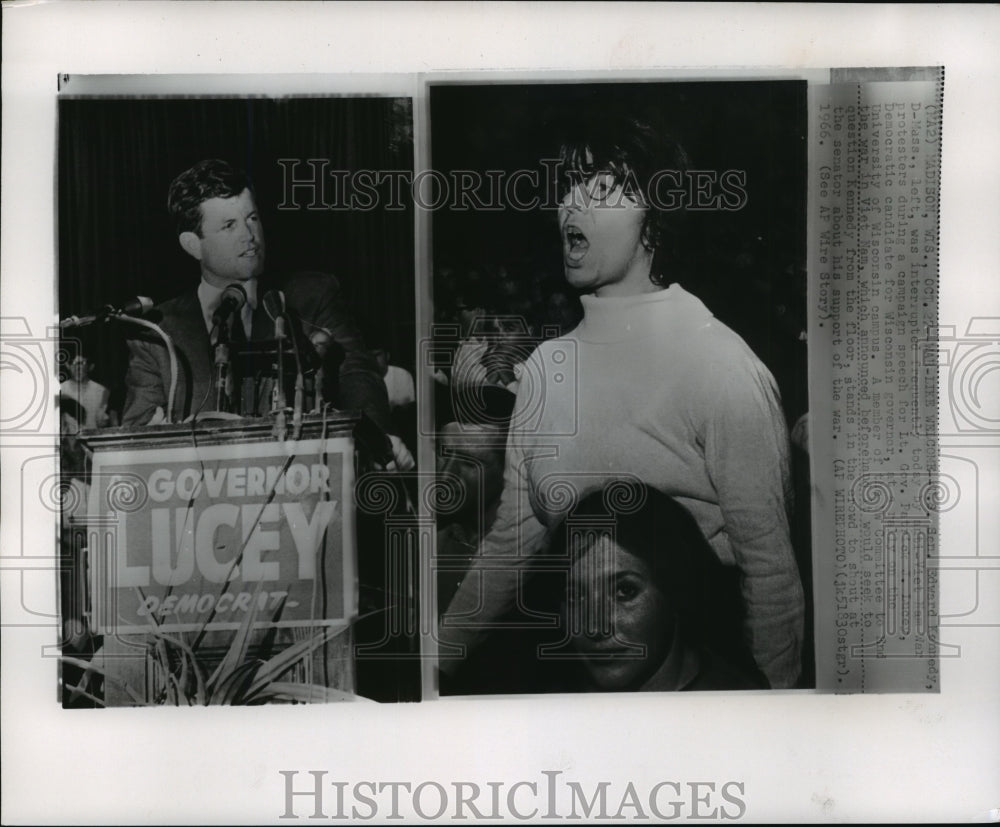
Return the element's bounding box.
[428,80,811,695]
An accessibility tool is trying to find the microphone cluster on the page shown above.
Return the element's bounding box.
[62,286,328,432]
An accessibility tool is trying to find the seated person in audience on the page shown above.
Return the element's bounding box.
[434,269,518,424]
[371,346,417,464]
[433,421,508,610]
[480,316,539,392]
[448,274,494,393]
[60,350,111,429]
[433,388,516,609]
[372,348,416,410]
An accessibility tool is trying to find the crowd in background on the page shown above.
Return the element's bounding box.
[432,262,582,419]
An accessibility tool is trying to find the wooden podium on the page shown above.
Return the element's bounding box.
[77,411,364,705]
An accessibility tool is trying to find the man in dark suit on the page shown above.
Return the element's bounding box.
[122,159,413,468]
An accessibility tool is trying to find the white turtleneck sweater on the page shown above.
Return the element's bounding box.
[440,284,804,689]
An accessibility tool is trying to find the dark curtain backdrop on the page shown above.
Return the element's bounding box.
[430,81,807,426]
[58,96,414,415]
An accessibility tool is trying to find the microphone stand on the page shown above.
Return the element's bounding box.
[212,322,233,414]
[272,314,287,441]
[310,330,331,414]
[311,364,325,414]
[287,322,305,441]
[118,315,179,424]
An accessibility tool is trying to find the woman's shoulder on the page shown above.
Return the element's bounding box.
[679,314,780,403]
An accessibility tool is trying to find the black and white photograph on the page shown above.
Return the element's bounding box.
[428,80,811,695]
[55,87,422,705]
[2,3,998,824]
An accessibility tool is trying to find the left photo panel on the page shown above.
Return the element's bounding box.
[56,79,421,705]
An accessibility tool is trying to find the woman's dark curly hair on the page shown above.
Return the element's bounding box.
[558,115,690,288]
[544,481,757,673]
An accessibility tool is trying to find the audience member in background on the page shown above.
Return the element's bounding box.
[542,286,583,337]
[371,346,417,464]
[433,419,509,610]
[479,316,538,392]
[372,348,416,410]
[447,271,494,393]
[61,351,112,429]
[433,381,516,611]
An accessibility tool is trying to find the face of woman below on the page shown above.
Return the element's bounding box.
[558,171,656,297]
[565,536,675,691]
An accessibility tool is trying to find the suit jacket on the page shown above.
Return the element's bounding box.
[122,271,392,432]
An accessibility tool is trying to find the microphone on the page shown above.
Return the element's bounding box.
[262,290,291,439]
[264,292,321,372]
[211,283,247,328]
[262,289,286,339]
[263,290,306,437]
[60,296,153,329]
[309,328,331,413]
[209,284,246,414]
[263,290,322,369]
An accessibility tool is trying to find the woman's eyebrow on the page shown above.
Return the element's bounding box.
[572,565,643,584]
[612,569,644,580]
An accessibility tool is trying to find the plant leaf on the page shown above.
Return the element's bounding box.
[65,685,107,707]
[242,626,346,701]
[64,662,104,707]
[145,629,208,705]
[213,660,260,706]
[60,656,145,706]
[257,681,370,704]
[206,578,269,692]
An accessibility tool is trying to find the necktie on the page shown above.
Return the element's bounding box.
[230,304,251,342]
[250,300,273,341]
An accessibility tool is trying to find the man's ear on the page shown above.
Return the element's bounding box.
[179,231,202,261]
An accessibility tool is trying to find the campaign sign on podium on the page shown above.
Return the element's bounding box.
[73,415,363,705]
[88,436,357,637]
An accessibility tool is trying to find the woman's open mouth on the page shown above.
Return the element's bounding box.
[563,224,589,266]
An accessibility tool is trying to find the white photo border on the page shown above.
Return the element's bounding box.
[2,3,998,824]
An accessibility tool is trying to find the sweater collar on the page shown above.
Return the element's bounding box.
[575,283,713,343]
